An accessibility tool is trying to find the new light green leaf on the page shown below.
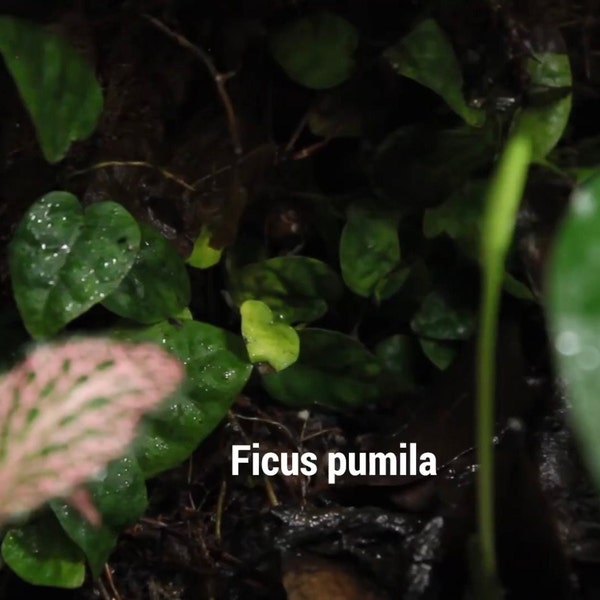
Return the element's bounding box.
[241,300,299,371]
[384,19,484,126]
[0,16,103,162]
[270,11,358,89]
[2,513,86,588]
[187,224,223,269]
[547,171,600,493]
[9,192,140,338]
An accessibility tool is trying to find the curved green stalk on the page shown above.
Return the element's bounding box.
[477,132,532,596]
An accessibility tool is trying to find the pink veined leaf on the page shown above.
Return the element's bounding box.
[0,338,185,523]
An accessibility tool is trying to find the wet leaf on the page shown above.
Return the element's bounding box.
[371,125,494,208]
[2,512,85,588]
[340,204,401,298]
[119,320,252,477]
[103,223,190,324]
[512,52,572,160]
[229,256,343,324]
[384,19,484,126]
[9,192,140,339]
[51,455,147,578]
[547,171,600,491]
[270,11,358,89]
[240,300,300,372]
[262,329,381,409]
[411,290,476,341]
[0,338,184,521]
[0,17,102,163]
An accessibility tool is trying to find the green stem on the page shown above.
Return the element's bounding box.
[476,131,532,596]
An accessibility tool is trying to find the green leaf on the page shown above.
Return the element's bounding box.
[262,329,381,409]
[411,290,476,341]
[118,320,252,477]
[384,19,484,126]
[270,11,358,89]
[240,300,299,372]
[187,224,223,269]
[51,455,147,578]
[0,17,103,163]
[423,180,487,259]
[9,192,140,338]
[371,125,494,208]
[373,267,411,303]
[375,334,418,394]
[419,338,458,370]
[340,204,401,297]
[229,256,343,324]
[103,223,190,324]
[2,512,86,588]
[512,52,572,160]
[547,171,600,492]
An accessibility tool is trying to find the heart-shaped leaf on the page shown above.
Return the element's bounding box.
[2,512,86,588]
[241,300,299,371]
[411,290,476,341]
[229,256,343,324]
[9,192,141,338]
[511,51,572,160]
[116,320,252,477]
[384,19,484,126]
[0,17,103,163]
[370,125,494,209]
[51,455,147,578]
[270,11,358,89]
[0,338,184,521]
[340,203,401,297]
[262,329,381,409]
[547,171,600,491]
[187,224,223,269]
[103,223,190,324]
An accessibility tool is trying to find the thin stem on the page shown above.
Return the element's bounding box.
[143,14,243,156]
[476,131,532,597]
[476,257,503,587]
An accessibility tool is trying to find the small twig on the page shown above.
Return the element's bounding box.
[143,13,243,156]
[233,413,297,447]
[187,456,197,511]
[97,578,112,600]
[263,475,280,507]
[292,137,333,160]
[283,112,309,156]
[215,479,226,544]
[103,564,122,600]
[68,160,196,192]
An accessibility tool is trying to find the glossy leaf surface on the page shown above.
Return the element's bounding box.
[9,192,140,338]
[103,223,190,324]
[240,300,300,371]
